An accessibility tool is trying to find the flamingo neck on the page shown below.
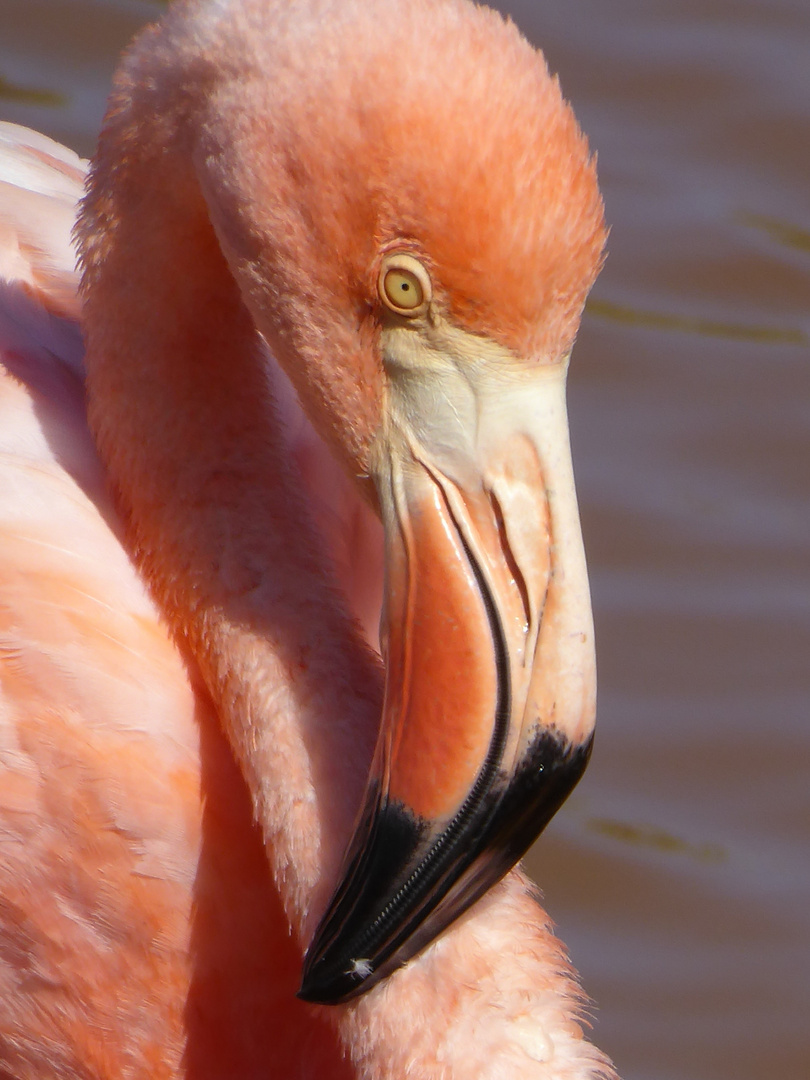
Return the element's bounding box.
[79,89,380,938]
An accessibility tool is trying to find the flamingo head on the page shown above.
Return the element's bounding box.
[104,0,606,1004]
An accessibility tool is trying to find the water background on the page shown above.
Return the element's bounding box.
[1,1,808,1077]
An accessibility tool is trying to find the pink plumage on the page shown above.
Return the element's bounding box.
[0,0,614,1075]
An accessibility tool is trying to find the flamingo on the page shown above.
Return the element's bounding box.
[0,0,613,1076]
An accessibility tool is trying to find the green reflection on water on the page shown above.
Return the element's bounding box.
[0,75,66,109]
[587,297,807,346]
[588,816,726,864]
[739,211,810,255]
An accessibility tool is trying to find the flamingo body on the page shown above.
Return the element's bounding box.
[0,0,615,1076]
[0,126,354,1078]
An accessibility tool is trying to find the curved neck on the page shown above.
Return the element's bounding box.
[79,94,381,936]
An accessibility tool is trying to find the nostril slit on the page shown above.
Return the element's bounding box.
[489,491,531,637]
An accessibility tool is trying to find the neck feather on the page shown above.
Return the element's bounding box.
[79,86,381,936]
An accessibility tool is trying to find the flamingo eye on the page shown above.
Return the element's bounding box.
[384,269,423,309]
[379,254,431,316]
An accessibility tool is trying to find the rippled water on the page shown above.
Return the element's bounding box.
[2,1,808,1077]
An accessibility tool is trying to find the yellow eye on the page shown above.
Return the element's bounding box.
[378,253,431,316]
[383,269,423,309]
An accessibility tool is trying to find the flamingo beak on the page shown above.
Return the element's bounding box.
[300,331,596,1004]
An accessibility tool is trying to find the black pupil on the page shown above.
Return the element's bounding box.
[400,282,410,291]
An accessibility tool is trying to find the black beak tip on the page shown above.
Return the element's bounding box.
[297,731,595,1006]
[297,953,380,1005]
